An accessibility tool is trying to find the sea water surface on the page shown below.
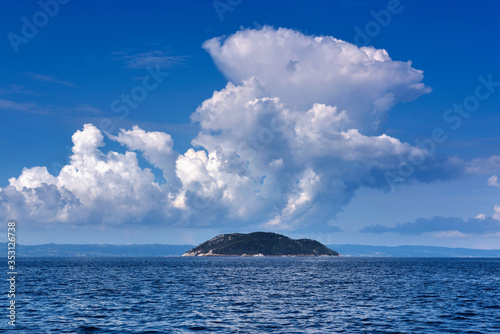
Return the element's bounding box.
[6,257,500,333]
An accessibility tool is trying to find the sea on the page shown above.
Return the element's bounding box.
[4,257,500,333]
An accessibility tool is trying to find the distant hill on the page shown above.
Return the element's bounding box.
[328,244,500,257]
[0,243,193,257]
[183,232,340,256]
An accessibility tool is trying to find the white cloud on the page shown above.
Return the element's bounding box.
[488,175,500,188]
[361,215,500,235]
[108,125,180,191]
[0,28,463,230]
[2,124,165,225]
[203,26,431,134]
[74,104,102,114]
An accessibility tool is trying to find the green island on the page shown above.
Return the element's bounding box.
[182,232,340,257]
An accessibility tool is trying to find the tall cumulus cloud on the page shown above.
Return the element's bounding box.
[0,27,461,230]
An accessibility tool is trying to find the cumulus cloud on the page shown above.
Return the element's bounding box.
[203,26,431,133]
[2,124,165,225]
[108,125,180,191]
[360,216,500,236]
[186,75,444,229]
[0,27,464,230]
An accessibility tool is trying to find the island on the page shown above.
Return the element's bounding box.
[182,232,340,257]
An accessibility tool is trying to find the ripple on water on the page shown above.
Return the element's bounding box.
[13,257,500,333]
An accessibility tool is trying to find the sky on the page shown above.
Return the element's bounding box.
[1,0,500,248]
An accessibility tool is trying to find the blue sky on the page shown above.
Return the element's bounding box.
[1,0,500,248]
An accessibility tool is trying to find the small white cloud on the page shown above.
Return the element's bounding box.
[475,213,486,220]
[488,175,500,188]
[203,26,431,134]
[494,206,500,222]
[269,158,283,169]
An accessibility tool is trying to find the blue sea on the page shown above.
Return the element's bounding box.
[5,257,500,333]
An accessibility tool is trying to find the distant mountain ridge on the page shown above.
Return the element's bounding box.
[1,242,499,257]
[329,244,500,257]
[183,232,340,256]
[0,243,193,257]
